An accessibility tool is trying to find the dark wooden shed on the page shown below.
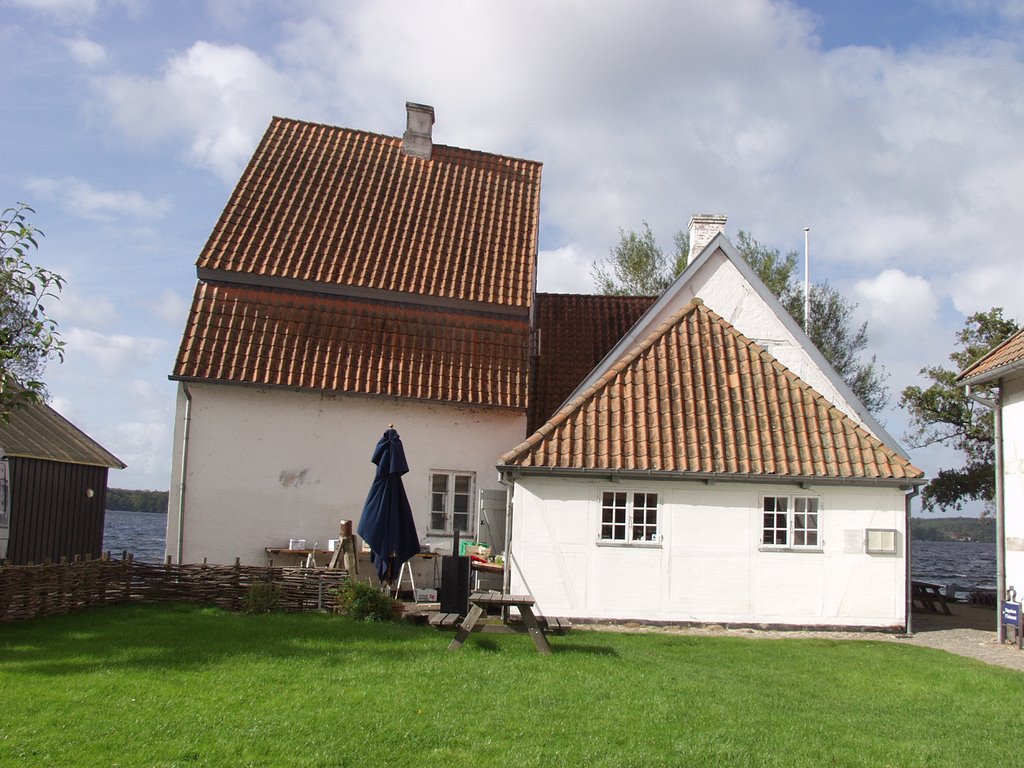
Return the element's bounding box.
[0,399,125,565]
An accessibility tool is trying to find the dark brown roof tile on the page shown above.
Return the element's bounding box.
[173,282,530,409]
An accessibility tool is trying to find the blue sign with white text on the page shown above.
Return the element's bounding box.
[1001,601,1020,627]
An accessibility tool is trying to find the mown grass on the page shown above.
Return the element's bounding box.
[1,604,1023,767]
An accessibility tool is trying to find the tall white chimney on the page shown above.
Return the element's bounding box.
[402,102,435,159]
[687,214,727,265]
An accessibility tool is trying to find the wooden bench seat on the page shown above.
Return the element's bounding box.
[431,611,571,635]
[429,612,462,629]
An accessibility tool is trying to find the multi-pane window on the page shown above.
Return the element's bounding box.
[600,491,659,543]
[762,496,820,549]
[430,471,474,534]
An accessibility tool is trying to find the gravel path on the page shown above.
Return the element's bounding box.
[580,603,1024,673]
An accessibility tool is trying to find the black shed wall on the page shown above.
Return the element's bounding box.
[5,457,109,565]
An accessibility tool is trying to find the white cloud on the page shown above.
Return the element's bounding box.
[944,263,1024,321]
[5,0,99,17]
[537,245,598,295]
[26,176,170,221]
[46,286,119,330]
[852,269,940,343]
[97,41,302,182]
[63,35,107,67]
[64,327,165,374]
[151,289,190,326]
[108,419,171,488]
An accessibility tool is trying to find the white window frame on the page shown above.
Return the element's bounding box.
[760,494,822,551]
[598,490,661,546]
[428,470,475,536]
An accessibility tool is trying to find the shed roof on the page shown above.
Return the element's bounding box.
[501,299,923,483]
[0,398,125,469]
[195,116,543,312]
[958,327,1024,385]
[172,281,531,409]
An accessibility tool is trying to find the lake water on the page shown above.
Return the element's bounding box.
[103,510,999,592]
[102,510,168,563]
[911,539,996,592]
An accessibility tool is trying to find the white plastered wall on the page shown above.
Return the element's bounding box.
[166,382,523,571]
[1003,377,1024,599]
[508,475,908,628]
[638,249,871,433]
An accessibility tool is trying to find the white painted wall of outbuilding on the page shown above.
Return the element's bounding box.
[508,475,909,628]
[1002,377,1024,600]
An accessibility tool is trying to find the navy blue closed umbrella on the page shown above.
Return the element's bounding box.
[357,426,420,584]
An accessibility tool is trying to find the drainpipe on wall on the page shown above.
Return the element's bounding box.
[966,383,1004,641]
[175,383,193,564]
[905,485,920,635]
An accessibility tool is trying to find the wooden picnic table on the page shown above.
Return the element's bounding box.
[912,580,952,615]
[442,590,568,655]
[264,547,333,567]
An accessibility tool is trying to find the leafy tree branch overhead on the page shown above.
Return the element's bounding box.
[592,225,888,413]
[900,307,1021,514]
[0,203,65,420]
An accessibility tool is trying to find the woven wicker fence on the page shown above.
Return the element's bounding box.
[0,555,350,623]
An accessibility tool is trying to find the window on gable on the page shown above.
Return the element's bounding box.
[762,495,820,550]
[600,491,659,544]
[430,471,474,535]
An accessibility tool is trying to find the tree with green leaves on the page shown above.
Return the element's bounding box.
[900,308,1021,513]
[591,222,688,296]
[0,203,65,418]
[592,225,888,412]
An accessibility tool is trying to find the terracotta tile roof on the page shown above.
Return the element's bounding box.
[196,116,542,310]
[172,282,530,409]
[529,293,656,433]
[0,395,124,469]
[501,299,923,482]
[958,327,1024,384]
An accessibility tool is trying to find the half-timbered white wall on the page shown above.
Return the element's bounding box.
[1003,376,1024,600]
[508,475,909,628]
[166,382,522,567]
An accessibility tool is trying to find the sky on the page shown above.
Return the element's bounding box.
[2,0,1022,514]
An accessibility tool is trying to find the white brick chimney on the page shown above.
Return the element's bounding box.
[402,102,435,159]
[687,214,727,265]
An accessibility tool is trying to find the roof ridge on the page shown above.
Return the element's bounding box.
[269,114,544,168]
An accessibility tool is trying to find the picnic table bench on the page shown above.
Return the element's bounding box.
[912,580,952,615]
[434,590,571,654]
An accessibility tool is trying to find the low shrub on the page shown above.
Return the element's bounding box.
[334,579,399,622]
[244,581,283,614]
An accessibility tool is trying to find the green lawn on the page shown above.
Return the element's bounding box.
[1,604,1022,767]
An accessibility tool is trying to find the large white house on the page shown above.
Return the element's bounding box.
[167,104,542,570]
[167,103,924,628]
[958,327,1024,632]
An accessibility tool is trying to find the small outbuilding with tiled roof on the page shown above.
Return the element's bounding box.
[958,324,1024,631]
[0,397,125,565]
[498,220,924,630]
